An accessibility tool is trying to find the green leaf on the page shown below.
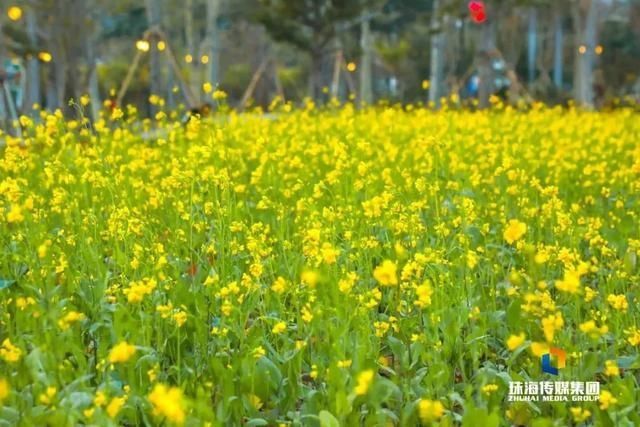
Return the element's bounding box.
[318,410,340,427]
[617,355,640,370]
[0,279,15,290]
[245,419,269,426]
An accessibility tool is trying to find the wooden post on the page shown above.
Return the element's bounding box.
[239,57,270,110]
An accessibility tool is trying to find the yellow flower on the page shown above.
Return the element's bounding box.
[541,312,564,343]
[506,333,526,351]
[94,390,108,406]
[0,339,22,363]
[530,341,549,357]
[172,311,187,327]
[570,407,591,423]
[579,320,608,339]
[6,204,24,223]
[253,346,266,359]
[414,280,433,308]
[271,276,287,294]
[320,242,339,264]
[482,384,499,394]
[555,269,582,294]
[108,341,137,364]
[300,270,318,288]
[107,396,127,418]
[607,294,628,311]
[418,399,445,424]
[38,386,57,405]
[148,365,160,382]
[58,311,86,330]
[148,384,186,425]
[534,249,549,264]
[604,360,619,377]
[503,219,527,244]
[598,390,617,410]
[310,364,318,379]
[248,394,263,410]
[123,278,157,303]
[301,305,314,323]
[338,272,357,294]
[337,359,352,368]
[272,321,287,335]
[354,370,375,396]
[584,287,597,303]
[202,82,213,94]
[212,90,227,101]
[626,327,640,346]
[0,378,9,403]
[373,260,398,286]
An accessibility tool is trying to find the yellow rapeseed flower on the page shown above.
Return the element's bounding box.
[108,341,137,364]
[107,396,126,418]
[148,384,186,425]
[414,280,433,308]
[0,339,22,363]
[0,378,9,404]
[607,294,628,311]
[6,204,24,223]
[373,260,398,286]
[418,398,445,423]
[272,321,287,334]
[604,360,619,377]
[598,390,617,410]
[503,219,527,244]
[506,333,526,350]
[354,370,375,396]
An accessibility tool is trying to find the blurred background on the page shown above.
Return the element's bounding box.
[0,0,639,122]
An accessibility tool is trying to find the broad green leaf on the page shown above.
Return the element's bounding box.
[0,279,15,290]
[318,410,340,427]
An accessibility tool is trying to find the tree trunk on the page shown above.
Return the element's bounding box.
[86,38,101,121]
[527,7,537,84]
[308,46,324,101]
[553,9,564,88]
[477,14,496,108]
[428,0,445,107]
[573,0,598,107]
[25,8,40,113]
[359,17,373,105]
[206,0,223,86]
[185,0,199,103]
[145,0,163,110]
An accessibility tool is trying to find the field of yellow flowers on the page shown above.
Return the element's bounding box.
[1,103,639,426]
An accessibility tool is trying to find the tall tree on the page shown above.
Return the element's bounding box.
[572,0,599,107]
[257,0,365,100]
[25,7,40,112]
[359,15,374,104]
[206,0,223,86]
[428,0,446,106]
[552,4,565,88]
[145,0,163,104]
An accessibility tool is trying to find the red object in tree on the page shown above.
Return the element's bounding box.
[468,1,487,24]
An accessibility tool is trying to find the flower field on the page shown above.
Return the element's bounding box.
[1,104,639,426]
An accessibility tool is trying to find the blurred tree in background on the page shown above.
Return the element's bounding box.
[0,0,638,120]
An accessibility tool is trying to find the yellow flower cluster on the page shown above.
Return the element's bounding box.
[108,342,137,364]
[148,383,186,425]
